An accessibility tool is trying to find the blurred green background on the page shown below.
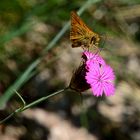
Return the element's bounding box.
[0,0,140,140]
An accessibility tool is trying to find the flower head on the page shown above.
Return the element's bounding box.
[82,51,105,68]
[85,62,115,97]
[69,51,115,97]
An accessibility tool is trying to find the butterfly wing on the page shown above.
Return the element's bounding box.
[70,11,95,48]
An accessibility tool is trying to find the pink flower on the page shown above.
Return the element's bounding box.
[69,50,115,96]
[85,62,115,97]
[82,51,105,68]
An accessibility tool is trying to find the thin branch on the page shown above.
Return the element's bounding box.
[0,87,69,124]
[14,90,26,108]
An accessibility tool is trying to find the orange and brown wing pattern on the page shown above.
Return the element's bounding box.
[70,11,92,48]
[70,11,100,49]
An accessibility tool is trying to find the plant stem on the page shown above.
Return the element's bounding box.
[0,87,69,124]
[21,87,69,111]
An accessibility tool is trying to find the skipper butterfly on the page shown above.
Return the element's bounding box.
[70,11,101,50]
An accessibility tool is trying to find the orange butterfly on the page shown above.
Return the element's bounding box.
[70,11,100,50]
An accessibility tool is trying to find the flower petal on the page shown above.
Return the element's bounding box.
[103,82,115,96]
[91,82,103,97]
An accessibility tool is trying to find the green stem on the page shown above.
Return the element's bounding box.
[0,112,15,124]
[0,87,69,124]
[20,87,69,111]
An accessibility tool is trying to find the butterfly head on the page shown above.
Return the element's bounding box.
[90,33,100,47]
